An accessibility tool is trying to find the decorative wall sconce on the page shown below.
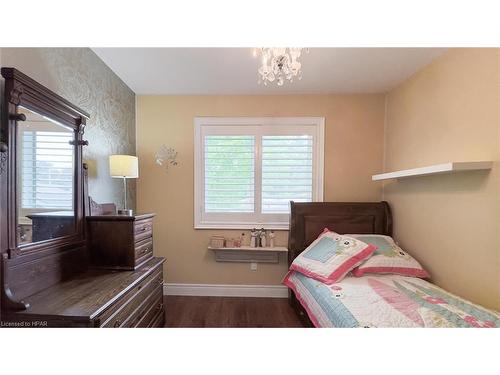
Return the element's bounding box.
[155,144,178,172]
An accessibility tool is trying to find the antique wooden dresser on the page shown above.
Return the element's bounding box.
[1,257,165,327]
[0,68,165,328]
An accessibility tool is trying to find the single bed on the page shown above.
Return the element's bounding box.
[286,201,500,328]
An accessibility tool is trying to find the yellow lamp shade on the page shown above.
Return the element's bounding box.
[109,155,139,178]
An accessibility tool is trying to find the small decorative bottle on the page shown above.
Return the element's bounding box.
[269,230,275,248]
[234,238,240,247]
[250,228,258,248]
[260,228,267,248]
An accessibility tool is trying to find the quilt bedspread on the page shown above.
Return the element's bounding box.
[283,271,500,328]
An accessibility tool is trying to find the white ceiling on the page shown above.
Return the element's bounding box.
[92,48,446,95]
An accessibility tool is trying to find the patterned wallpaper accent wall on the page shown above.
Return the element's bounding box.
[0,48,136,210]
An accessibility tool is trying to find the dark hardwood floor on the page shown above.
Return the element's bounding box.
[163,296,304,328]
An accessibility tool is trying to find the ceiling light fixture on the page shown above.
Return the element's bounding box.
[255,48,308,86]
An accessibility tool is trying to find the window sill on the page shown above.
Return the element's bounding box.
[195,222,289,230]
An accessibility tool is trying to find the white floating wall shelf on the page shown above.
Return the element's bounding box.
[372,161,493,181]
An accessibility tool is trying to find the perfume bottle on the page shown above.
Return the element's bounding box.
[269,230,275,248]
[250,228,258,248]
[260,229,267,248]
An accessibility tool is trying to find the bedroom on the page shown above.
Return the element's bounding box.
[0,1,498,374]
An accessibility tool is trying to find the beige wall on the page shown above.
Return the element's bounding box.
[136,95,385,285]
[384,48,500,310]
[136,49,499,310]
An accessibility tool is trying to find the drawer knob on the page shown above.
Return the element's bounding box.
[157,303,163,311]
[141,226,147,232]
[113,319,122,328]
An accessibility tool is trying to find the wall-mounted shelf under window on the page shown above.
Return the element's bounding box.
[372,161,493,181]
[208,246,288,263]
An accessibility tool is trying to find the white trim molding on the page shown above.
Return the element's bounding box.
[163,283,288,298]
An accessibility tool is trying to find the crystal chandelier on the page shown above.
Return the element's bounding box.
[256,48,308,86]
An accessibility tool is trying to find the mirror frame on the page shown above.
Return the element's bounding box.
[0,67,90,259]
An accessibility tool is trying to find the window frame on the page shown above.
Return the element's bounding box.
[194,117,325,229]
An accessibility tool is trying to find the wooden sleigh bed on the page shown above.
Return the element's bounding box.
[286,201,499,328]
[287,201,393,327]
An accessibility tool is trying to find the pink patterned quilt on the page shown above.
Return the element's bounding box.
[284,271,499,328]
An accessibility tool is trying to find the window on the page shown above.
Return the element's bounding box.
[21,130,74,210]
[194,117,324,229]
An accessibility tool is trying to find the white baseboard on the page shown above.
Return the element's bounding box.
[163,283,288,298]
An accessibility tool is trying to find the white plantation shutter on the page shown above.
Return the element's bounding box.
[262,135,313,213]
[195,117,324,229]
[204,135,255,212]
[21,131,74,210]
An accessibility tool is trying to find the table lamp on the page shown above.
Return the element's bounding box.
[109,155,138,215]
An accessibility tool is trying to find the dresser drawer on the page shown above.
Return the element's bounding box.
[149,306,166,327]
[133,290,163,327]
[135,237,153,261]
[121,286,163,328]
[134,219,153,242]
[99,267,163,327]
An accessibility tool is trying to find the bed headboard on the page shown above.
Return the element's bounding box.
[287,201,392,265]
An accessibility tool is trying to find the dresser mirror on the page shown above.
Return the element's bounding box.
[16,106,76,245]
[1,67,89,258]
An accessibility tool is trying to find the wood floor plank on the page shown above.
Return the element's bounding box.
[163,296,304,328]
